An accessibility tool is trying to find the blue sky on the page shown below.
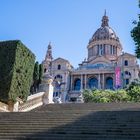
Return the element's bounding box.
[0,0,139,67]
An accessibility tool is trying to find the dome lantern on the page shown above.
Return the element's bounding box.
[101,10,109,27]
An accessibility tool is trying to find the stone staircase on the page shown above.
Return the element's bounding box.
[1,103,140,139]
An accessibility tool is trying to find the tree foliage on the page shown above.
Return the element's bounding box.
[83,89,132,103]
[126,79,140,102]
[31,62,43,94]
[0,40,35,103]
[33,61,39,82]
[131,0,140,58]
[39,63,43,84]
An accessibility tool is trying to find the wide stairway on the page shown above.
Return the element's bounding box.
[1,103,140,139]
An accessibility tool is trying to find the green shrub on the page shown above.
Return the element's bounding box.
[83,89,130,103]
[127,86,140,102]
[83,89,94,103]
[0,40,35,103]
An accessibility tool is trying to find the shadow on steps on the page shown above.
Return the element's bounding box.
[17,111,140,140]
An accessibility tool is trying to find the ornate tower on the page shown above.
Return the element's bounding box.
[42,43,53,74]
[45,43,53,62]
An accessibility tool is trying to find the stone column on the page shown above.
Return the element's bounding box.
[71,75,73,90]
[98,74,101,89]
[80,74,83,90]
[42,78,54,104]
[62,72,67,103]
[84,74,87,89]
[39,74,54,105]
[64,72,67,90]
[102,73,104,89]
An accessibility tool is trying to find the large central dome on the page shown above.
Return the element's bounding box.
[89,11,119,42]
[91,26,118,41]
[87,11,122,62]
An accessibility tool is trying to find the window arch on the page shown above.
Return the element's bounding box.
[88,77,98,89]
[124,60,128,66]
[55,74,62,79]
[74,79,81,91]
[125,71,131,76]
[105,77,113,89]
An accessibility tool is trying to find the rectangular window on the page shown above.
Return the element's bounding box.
[100,45,103,55]
[110,45,112,54]
[103,44,106,55]
[88,48,92,57]
[126,79,129,85]
[113,46,115,54]
[97,45,99,55]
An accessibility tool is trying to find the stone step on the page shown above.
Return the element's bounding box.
[1,103,140,139]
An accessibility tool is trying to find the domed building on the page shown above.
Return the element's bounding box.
[88,11,122,62]
[43,12,140,102]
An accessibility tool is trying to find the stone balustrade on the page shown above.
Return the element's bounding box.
[18,92,45,112]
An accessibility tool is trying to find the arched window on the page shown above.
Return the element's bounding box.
[55,74,62,79]
[125,71,131,76]
[44,68,47,73]
[124,60,128,66]
[88,77,98,89]
[105,77,113,89]
[74,79,81,91]
[58,64,61,70]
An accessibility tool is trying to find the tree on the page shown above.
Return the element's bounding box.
[39,64,43,85]
[32,61,39,93]
[131,0,140,58]
[30,62,43,94]
[0,40,35,103]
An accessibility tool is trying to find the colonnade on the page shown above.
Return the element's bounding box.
[70,73,107,90]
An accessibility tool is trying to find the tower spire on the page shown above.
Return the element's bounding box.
[45,42,53,61]
[101,10,109,27]
[104,9,106,16]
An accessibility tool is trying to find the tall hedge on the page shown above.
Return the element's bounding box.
[0,40,35,103]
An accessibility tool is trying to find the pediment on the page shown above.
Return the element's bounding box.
[88,56,111,65]
[121,53,136,58]
[53,57,69,63]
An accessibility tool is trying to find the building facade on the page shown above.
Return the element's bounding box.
[43,12,140,102]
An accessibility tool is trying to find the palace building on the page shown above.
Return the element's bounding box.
[42,12,140,102]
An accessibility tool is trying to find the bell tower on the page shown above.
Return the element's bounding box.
[42,42,53,74]
[45,42,53,62]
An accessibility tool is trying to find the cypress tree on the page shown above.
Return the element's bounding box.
[33,61,39,92]
[39,64,43,85]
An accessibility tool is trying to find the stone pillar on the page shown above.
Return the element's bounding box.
[102,73,104,89]
[8,100,19,112]
[8,100,14,112]
[71,75,73,90]
[62,72,67,103]
[65,72,67,90]
[39,74,54,105]
[13,101,19,112]
[81,74,83,90]
[98,74,101,89]
[85,74,87,89]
